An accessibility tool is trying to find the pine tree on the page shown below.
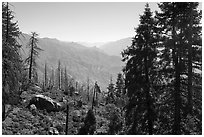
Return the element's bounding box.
[2,2,23,120]
[25,32,42,83]
[178,3,202,134]
[156,2,202,134]
[106,76,115,104]
[115,73,125,98]
[181,2,202,116]
[122,3,158,134]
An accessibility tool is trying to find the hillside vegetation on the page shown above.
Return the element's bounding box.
[19,33,123,90]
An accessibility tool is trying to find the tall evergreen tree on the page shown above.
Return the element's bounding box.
[156,2,202,134]
[25,32,42,83]
[180,2,202,116]
[122,3,158,134]
[177,3,202,134]
[115,73,125,98]
[106,76,115,104]
[2,2,23,120]
[115,73,126,108]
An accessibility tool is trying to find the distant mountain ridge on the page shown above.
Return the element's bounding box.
[98,37,132,57]
[19,33,123,90]
[77,41,106,48]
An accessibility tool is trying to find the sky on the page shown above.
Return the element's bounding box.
[10,2,202,43]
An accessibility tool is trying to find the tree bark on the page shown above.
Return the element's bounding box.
[29,37,34,81]
[144,47,153,135]
[172,21,181,135]
[92,84,96,110]
[187,10,193,115]
[65,104,69,135]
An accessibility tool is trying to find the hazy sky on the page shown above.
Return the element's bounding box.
[10,2,201,43]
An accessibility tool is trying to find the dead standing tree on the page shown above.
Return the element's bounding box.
[26,32,42,83]
[91,82,101,112]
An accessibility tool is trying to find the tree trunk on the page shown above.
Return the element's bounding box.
[65,104,69,135]
[87,77,90,102]
[44,63,47,88]
[92,85,96,110]
[2,101,6,121]
[58,60,61,89]
[144,48,153,135]
[6,2,9,43]
[61,68,64,90]
[29,38,34,81]
[187,10,193,115]
[172,23,181,135]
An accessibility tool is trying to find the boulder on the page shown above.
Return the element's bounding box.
[30,104,37,111]
[27,94,62,112]
[30,85,42,93]
[49,127,59,135]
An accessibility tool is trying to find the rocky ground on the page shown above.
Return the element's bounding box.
[2,86,118,135]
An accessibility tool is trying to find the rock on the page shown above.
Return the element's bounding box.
[30,85,42,93]
[27,94,62,112]
[49,127,59,135]
[30,104,37,111]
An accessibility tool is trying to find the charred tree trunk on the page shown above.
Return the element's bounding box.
[58,60,61,89]
[2,100,6,121]
[28,38,34,81]
[44,62,47,88]
[65,104,69,135]
[92,86,96,110]
[87,77,90,102]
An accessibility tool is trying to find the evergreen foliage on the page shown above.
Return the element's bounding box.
[122,3,158,134]
[78,109,96,135]
[2,2,24,120]
[155,2,202,134]
[106,77,115,104]
[2,2,201,135]
[122,2,201,135]
[115,73,125,97]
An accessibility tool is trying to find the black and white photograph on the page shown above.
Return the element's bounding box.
[1,1,202,135]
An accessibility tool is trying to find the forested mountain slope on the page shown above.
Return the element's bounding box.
[19,33,123,90]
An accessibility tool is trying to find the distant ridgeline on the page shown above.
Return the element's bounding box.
[18,33,123,90]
